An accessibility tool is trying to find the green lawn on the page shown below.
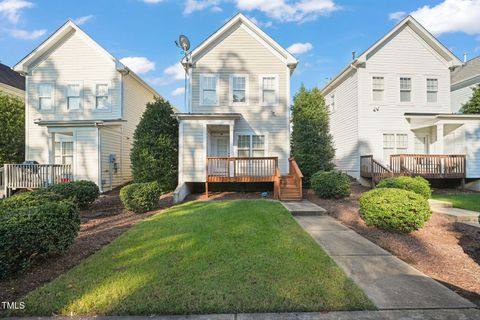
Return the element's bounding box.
[432,193,480,212]
[14,200,373,316]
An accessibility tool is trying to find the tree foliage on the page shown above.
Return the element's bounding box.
[291,85,335,185]
[0,93,24,165]
[131,97,178,191]
[460,85,480,114]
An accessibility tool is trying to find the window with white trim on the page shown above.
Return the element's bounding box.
[230,75,248,105]
[200,74,218,105]
[426,78,438,103]
[372,76,384,102]
[54,133,74,165]
[237,134,265,157]
[95,83,109,109]
[67,83,81,110]
[383,133,408,162]
[400,77,411,102]
[261,75,278,105]
[38,83,53,110]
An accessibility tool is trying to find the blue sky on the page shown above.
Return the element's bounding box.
[1,0,480,111]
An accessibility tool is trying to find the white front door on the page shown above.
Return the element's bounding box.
[214,137,229,157]
[414,135,429,154]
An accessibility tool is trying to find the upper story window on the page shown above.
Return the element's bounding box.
[400,77,411,102]
[95,83,109,110]
[67,83,81,110]
[200,74,218,106]
[260,75,278,106]
[426,78,438,103]
[230,74,248,105]
[372,76,384,102]
[237,134,265,157]
[38,83,54,111]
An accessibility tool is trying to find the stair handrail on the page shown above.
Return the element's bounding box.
[288,158,303,199]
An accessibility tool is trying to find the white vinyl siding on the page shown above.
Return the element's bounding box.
[200,74,218,106]
[38,83,54,110]
[400,77,411,102]
[426,78,438,103]
[372,76,384,102]
[229,74,248,105]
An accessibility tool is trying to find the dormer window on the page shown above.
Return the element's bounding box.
[95,83,109,110]
[38,83,53,110]
[67,83,81,110]
[200,74,218,106]
[260,75,278,106]
[230,74,248,105]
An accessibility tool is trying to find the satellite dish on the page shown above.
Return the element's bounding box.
[178,35,190,52]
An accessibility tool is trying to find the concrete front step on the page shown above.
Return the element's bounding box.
[428,199,453,208]
[281,200,327,216]
[432,207,480,222]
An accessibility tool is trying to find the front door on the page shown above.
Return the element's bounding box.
[414,135,429,154]
[214,137,229,157]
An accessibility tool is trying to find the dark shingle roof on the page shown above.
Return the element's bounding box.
[451,56,480,85]
[0,63,25,91]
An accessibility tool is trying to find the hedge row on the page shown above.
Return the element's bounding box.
[120,181,161,213]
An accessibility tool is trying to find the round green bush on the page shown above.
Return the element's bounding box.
[0,199,80,279]
[310,170,351,199]
[0,189,64,210]
[376,176,431,199]
[120,181,161,213]
[49,180,100,209]
[360,188,432,233]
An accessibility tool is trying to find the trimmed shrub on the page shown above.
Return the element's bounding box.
[0,200,80,279]
[360,188,431,233]
[311,170,351,199]
[376,176,431,199]
[49,180,99,209]
[120,181,161,213]
[0,189,64,210]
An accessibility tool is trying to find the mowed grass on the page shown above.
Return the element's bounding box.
[432,193,480,212]
[15,200,374,316]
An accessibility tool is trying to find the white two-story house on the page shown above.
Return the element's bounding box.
[173,13,303,202]
[322,16,480,190]
[12,21,158,193]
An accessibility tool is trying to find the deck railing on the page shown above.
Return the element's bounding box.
[360,155,393,183]
[0,166,4,197]
[288,158,303,196]
[2,164,72,196]
[207,157,278,182]
[390,154,466,179]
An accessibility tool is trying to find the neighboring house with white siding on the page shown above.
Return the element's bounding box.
[322,16,480,190]
[173,13,303,203]
[12,20,159,192]
[451,56,480,112]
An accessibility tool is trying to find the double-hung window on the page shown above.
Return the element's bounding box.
[400,77,411,102]
[54,133,74,165]
[372,76,384,102]
[200,74,218,106]
[67,83,81,110]
[260,75,278,106]
[237,134,266,157]
[95,83,109,110]
[230,74,248,105]
[383,133,408,162]
[426,78,438,103]
[38,83,53,110]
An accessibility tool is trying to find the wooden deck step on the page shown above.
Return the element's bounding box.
[279,175,302,201]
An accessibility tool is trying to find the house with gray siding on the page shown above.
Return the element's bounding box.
[451,56,480,112]
[11,20,158,193]
[173,13,303,202]
[322,16,480,190]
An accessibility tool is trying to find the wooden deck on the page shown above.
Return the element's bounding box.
[205,157,303,200]
[1,164,72,197]
[360,154,466,185]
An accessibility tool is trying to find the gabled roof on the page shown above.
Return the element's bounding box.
[183,13,298,70]
[322,15,462,94]
[451,56,480,86]
[0,63,25,91]
[13,20,159,97]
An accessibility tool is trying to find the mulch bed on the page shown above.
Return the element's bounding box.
[0,189,174,303]
[306,183,480,306]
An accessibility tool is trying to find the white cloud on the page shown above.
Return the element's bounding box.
[236,0,340,23]
[141,0,163,3]
[164,62,185,80]
[73,14,94,25]
[409,0,480,36]
[0,0,34,23]
[287,42,313,55]
[247,16,272,28]
[120,56,156,74]
[8,28,45,40]
[388,11,406,22]
[171,87,186,96]
[184,0,220,15]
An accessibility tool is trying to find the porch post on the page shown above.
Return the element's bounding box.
[436,124,444,154]
[229,122,234,178]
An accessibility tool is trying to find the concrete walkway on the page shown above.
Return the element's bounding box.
[429,199,479,222]
[281,200,327,215]
[288,201,476,310]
